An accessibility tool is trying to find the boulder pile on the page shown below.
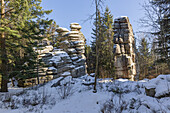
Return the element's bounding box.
[56,23,87,77]
[113,16,136,81]
[145,75,170,98]
[18,23,87,87]
[38,23,87,79]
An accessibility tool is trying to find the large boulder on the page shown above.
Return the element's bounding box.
[145,75,170,98]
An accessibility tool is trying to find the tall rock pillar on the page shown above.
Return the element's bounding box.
[56,23,87,77]
[68,23,87,77]
[113,16,136,81]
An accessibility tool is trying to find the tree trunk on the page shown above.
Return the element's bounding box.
[93,0,98,93]
[37,58,40,84]
[0,0,8,92]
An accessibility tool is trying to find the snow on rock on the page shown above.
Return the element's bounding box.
[60,76,72,85]
[36,45,53,54]
[69,31,79,34]
[56,27,69,33]
[48,66,56,71]
[83,74,95,82]
[117,78,129,82]
[67,48,77,53]
[61,72,71,77]
[0,75,170,113]
[90,73,95,77]
[54,50,69,57]
[145,74,170,97]
[70,23,82,30]
[73,40,84,44]
[49,56,62,63]
[60,40,69,44]
[71,56,78,60]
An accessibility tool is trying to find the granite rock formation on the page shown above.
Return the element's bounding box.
[37,23,87,80]
[145,75,170,98]
[18,23,87,87]
[113,16,136,81]
[56,23,87,77]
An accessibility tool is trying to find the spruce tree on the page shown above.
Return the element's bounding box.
[0,0,52,92]
[91,10,103,74]
[138,38,150,78]
[100,6,114,78]
[85,45,92,74]
[141,0,170,69]
[91,7,114,78]
[46,21,59,46]
[152,0,169,68]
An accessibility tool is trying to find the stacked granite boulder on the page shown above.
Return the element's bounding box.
[17,23,87,87]
[113,16,136,81]
[56,23,87,77]
[46,49,75,78]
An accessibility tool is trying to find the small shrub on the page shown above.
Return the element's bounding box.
[57,80,73,99]
[101,100,114,113]
[100,95,128,113]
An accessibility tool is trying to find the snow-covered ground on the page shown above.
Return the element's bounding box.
[0,74,170,113]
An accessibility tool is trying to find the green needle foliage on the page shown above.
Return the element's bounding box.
[138,37,150,78]
[0,0,53,92]
[90,6,115,78]
[141,0,170,69]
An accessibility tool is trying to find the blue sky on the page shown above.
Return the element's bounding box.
[41,0,148,45]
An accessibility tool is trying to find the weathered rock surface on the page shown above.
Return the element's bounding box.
[145,75,170,98]
[113,16,136,81]
[18,23,87,87]
[56,23,87,78]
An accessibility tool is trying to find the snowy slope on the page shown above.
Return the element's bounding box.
[0,75,169,113]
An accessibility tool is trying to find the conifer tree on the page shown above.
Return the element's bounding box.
[138,38,150,78]
[153,1,169,68]
[85,45,93,74]
[100,6,114,78]
[0,0,52,92]
[91,10,103,74]
[141,0,170,69]
[46,21,59,46]
[91,7,114,78]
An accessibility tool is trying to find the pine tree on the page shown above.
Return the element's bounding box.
[152,0,169,68]
[93,0,103,92]
[85,45,92,74]
[0,0,52,92]
[0,0,7,92]
[141,0,170,69]
[46,21,59,46]
[91,7,114,78]
[91,10,103,74]
[100,6,114,78]
[138,38,150,78]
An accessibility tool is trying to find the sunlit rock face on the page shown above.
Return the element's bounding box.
[17,23,87,87]
[56,23,87,78]
[113,16,136,81]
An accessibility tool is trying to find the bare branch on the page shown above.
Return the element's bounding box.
[81,0,105,25]
[1,8,14,16]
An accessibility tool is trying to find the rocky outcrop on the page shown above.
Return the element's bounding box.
[18,45,54,87]
[113,16,136,81]
[18,23,87,87]
[145,75,170,98]
[38,23,87,79]
[56,23,87,77]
